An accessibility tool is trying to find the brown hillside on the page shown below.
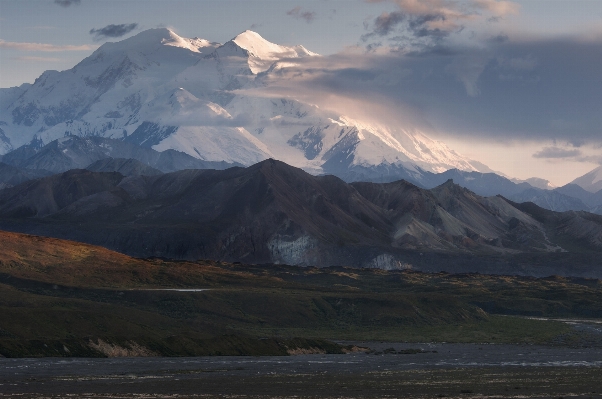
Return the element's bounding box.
[0,230,240,289]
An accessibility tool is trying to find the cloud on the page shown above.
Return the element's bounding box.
[287,6,317,23]
[0,39,96,52]
[12,56,61,62]
[89,23,138,41]
[246,35,602,148]
[533,147,582,159]
[370,12,406,37]
[445,54,490,96]
[363,0,520,47]
[54,0,80,7]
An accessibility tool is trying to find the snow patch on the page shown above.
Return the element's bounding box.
[364,254,412,270]
[267,234,318,266]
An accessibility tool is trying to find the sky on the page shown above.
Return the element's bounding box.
[0,0,601,185]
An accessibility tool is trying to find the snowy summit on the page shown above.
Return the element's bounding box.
[0,28,489,181]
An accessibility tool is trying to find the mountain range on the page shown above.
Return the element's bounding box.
[0,159,600,277]
[0,132,600,215]
[1,28,601,213]
[1,27,601,279]
[0,28,489,178]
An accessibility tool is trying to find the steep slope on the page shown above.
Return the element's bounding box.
[506,199,602,252]
[570,166,602,193]
[555,183,602,209]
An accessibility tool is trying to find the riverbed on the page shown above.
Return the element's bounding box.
[1,342,601,398]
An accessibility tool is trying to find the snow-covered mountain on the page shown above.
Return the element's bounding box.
[511,177,557,190]
[0,28,489,177]
[571,166,602,193]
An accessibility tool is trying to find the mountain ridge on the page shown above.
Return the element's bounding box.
[570,166,602,193]
[0,159,600,277]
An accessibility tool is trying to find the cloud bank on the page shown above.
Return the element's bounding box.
[253,35,602,149]
[533,147,582,159]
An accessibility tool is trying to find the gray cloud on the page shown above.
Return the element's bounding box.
[89,23,138,41]
[371,12,406,37]
[533,147,582,159]
[54,0,80,7]
[362,11,452,44]
[286,6,317,23]
[362,0,519,49]
[255,36,602,146]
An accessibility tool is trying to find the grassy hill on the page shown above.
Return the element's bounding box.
[0,230,601,357]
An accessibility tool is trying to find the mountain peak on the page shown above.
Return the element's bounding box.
[233,30,263,41]
[231,30,283,58]
[106,28,213,54]
[227,30,318,73]
[571,165,602,193]
[122,27,181,44]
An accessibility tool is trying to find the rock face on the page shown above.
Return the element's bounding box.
[0,159,600,272]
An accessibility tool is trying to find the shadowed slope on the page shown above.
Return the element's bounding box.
[86,158,163,176]
[0,160,601,272]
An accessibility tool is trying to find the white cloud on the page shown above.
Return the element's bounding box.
[12,56,62,62]
[0,40,97,52]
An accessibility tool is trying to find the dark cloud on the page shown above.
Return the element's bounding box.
[286,6,317,23]
[533,147,582,159]
[362,11,451,43]
[54,0,80,7]
[89,23,138,41]
[372,12,406,37]
[362,0,519,49]
[261,37,602,146]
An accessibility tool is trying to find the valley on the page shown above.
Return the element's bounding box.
[0,229,601,358]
